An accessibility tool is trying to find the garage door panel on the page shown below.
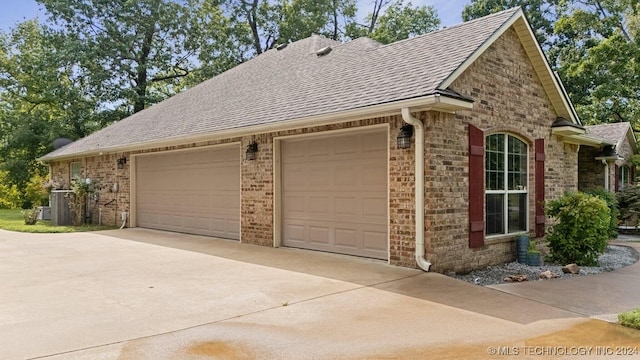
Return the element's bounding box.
[335,228,357,248]
[363,132,387,152]
[284,195,306,213]
[334,166,358,186]
[363,164,386,186]
[363,197,387,217]
[309,168,331,186]
[309,196,330,214]
[136,146,240,240]
[334,136,358,154]
[285,224,305,242]
[309,227,331,245]
[363,231,387,252]
[183,216,209,232]
[282,129,388,260]
[307,139,332,157]
[335,197,357,216]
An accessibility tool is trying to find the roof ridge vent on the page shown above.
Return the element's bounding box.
[316,46,332,57]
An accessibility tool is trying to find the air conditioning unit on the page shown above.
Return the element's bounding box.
[37,206,51,220]
[51,190,73,226]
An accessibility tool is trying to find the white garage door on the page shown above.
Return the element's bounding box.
[282,128,388,259]
[135,146,240,240]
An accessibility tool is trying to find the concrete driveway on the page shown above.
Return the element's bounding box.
[1,229,639,359]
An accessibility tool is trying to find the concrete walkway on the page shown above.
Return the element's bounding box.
[490,240,640,322]
[1,229,639,359]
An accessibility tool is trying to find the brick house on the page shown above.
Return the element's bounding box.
[578,122,637,193]
[40,8,601,273]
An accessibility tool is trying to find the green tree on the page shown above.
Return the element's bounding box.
[552,0,640,125]
[462,0,558,48]
[368,0,440,44]
[0,20,100,196]
[37,0,222,113]
[186,1,252,84]
[223,0,357,57]
[0,170,21,209]
[348,0,440,44]
[279,0,357,42]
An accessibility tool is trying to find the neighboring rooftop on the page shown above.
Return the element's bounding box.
[41,8,529,160]
[586,122,633,144]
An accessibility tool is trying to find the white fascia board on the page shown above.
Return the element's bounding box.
[562,134,612,147]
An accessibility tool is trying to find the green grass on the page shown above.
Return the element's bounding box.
[619,308,640,330]
[0,209,116,233]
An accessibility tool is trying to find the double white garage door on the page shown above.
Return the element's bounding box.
[135,128,388,259]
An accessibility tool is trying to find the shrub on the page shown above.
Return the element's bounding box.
[22,208,39,225]
[24,173,50,207]
[0,170,21,209]
[619,308,640,330]
[584,188,618,238]
[545,192,610,266]
[68,179,99,226]
[617,184,640,227]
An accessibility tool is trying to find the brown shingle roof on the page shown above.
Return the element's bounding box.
[42,8,522,160]
[586,122,632,144]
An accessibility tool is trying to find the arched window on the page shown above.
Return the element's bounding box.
[485,134,528,236]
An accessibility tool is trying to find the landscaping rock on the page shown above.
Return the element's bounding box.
[562,263,580,274]
[451,245,638,286]
[504,274,528,282]
[539,270,559,280]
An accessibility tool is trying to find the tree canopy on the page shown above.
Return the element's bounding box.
[0,0,443,206]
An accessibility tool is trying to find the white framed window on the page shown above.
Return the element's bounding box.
[70,162,82,181]
[619,165,630,190]
[485,134,528,236]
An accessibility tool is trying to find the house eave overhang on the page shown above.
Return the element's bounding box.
[561,134,613,147]
[595,155,622,161]
[39,93,474,162]
[551,126,585,137]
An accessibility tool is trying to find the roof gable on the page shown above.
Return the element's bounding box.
[438,8,579,125]
[586,122,638,154]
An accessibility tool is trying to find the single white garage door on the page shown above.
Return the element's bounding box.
[282,128,388,259]
[135,146,240,239]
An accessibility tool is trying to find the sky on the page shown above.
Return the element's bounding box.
[0,0,471,32]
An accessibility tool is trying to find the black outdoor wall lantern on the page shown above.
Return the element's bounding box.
[246,141,258,160]
[117,157,127,169]
[397,124,414,149]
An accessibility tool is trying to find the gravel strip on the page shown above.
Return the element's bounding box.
[450,244,640,286]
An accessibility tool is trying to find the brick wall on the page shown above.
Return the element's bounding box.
[578,146,605,191]
[388,115,417,267]
[241,134,274,246]
[427,27,580,273]
[48,154,132,226]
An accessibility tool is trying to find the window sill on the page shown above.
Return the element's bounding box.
[485,234,523,245]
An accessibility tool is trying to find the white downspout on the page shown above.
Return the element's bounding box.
[601,159,609,191]
[401,108,431,272]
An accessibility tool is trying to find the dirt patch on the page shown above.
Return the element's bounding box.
[185,340,254,359]
[364,319,640,359]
